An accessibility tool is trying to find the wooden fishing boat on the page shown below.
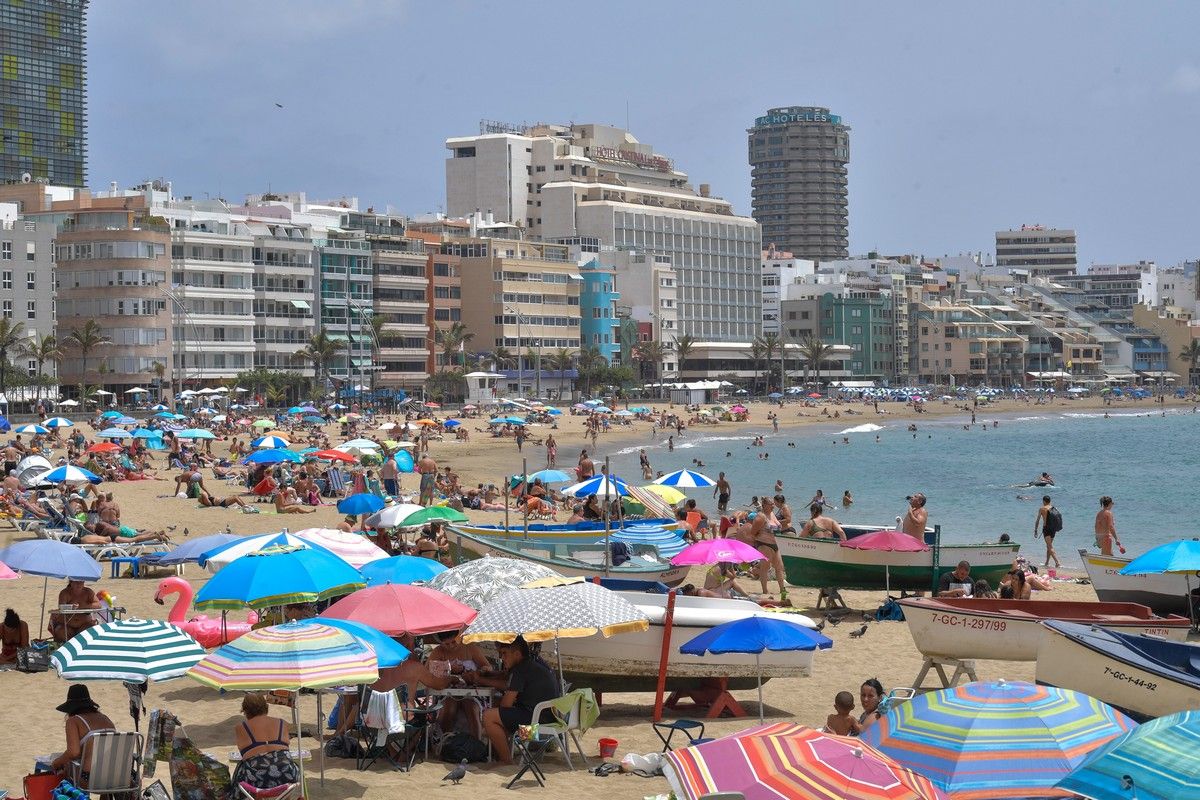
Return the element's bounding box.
[777,525,1019,591]
[447,526,690,586]
[1078,549,1192,615]
[899,597,1190,662]
[1036,619,1200,721]
[557,590,822,692]
[454,518,678,541]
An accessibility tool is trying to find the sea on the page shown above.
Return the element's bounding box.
[606,404,1200,567]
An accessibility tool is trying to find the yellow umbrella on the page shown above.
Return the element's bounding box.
[336,415,350,423]
[642,484,686,504]
[414,419,437,426]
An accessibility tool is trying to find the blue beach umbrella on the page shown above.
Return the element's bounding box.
[242,449,302,465]
[115,416,138,425]
[1120,539,1200,627]
[654,469,717,488]
[337,493,386,516]
[562,474,632,498]
[680,616,832,723]
[251,435,291,449]
[156,533,242,566]
[41,465,102,484]
[97,427,131,439]
[0,539,103,636]
[443,420,461,428]
[44,417,74,428]
[1056,708,1200,800]
[767,392,783,399]
[15,423,49,435]
[100,410,124,419]
[303,618,409,668]
[150,403,169,412]
[360,555,448,587]
[152,411,176,419]
[302,415,325,424]
[287,406,304,414]
[131,428,158,439]
[176,428,216,440]
[194,543,365,611]
[525,469,572,484]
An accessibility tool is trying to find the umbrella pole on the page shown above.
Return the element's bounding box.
[316,692,325,785]
[555,631,566,695]
[1189,574,1196,632]
[604,457,612,576]
[502,471,510,538]
[756,653,764,725]
[40,576,49,638]
[292,697,305,795]
[522,457,529,540]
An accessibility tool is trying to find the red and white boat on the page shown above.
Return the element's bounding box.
[898,597,1190,662]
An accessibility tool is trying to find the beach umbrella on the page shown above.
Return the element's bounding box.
[251,435,291,449]
[841,530,931,595]
[422,402,441,409]
[97,427,131,439]
[654,469,717,488]
[15,423,49,435]
[329,403,347,410]
[252,419,274,428]
[150,403,169,411]
[428,557,561,610]
[242,448,302,465]
[152,411,176,419]
[363,503,425,528]
[768,392,783,399]
[99,408,122,417]
[0,560,16,580]
[292,528,388,569]
[1119,540,1200,628]
[443,420,461,428]
[643,483,686,505]
[300,618,409,668]
[664,723,948,800]
[41,465,101,484]
[0,539,102,636]
[462,580,649,689]
[337,493,386,516]
[562,474,631,498]
[51,618,205,683]
[680,617,832,723]
[44,417,74,428]
[378,422,397,430]
[297,405,319,414]
[522,469,572,483]
[359,555,448,587]
[211,415,227,423]
[395,505,468,526]
[175,428,216,440]
[156,533,241,566]
[194,543,366,611]
[85,442,122,454]
[860,680,1137,800]
[672,539,765,566]
[322,584,477,636]
[309,449,357,463]
[1055,708,1200,800]
[188,621,379,788]
[302,415,325,424]
[198,532,322,571]
[286,406,304,414]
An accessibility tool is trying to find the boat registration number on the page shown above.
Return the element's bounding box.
[1103,666,1157,692]
[931,614,1006,631]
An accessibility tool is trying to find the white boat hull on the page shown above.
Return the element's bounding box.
[1036,623,1200,720]
[900,601,1190,661]
[557,592,820,679]
[1078,549,1192,614]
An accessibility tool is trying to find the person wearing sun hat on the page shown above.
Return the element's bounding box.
[50,685,117,781]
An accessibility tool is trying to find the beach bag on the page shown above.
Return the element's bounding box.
[440,732,489,763]
[1044,507,1063,535]
[874,596,905,622]
[610,540,631,567]
[323,734,364,760]
[22,772,61,800]
[17,641,51,672]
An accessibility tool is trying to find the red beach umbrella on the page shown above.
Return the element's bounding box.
[321,584,477,636]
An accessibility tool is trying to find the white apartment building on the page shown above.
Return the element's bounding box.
[0,207,57,385]
[446,122,762,341]
[761,249,815,335]
[995,226,1077,278]
[245,215,317,372]
[604,248,679,376]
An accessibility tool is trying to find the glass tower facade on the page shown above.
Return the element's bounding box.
[1,0,88,187]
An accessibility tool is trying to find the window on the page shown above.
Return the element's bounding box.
[2,301,10,319]
[26,300,35,319]
[25,242,35,261]
[27,359,37,378]
[26,272,35,290]
[1,271,9,289]
[1,242,10,260]
[851,325,862,335]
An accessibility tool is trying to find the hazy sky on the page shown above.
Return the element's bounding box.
[90,1,1200,267]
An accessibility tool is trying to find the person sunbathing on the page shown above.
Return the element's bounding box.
[198,488,249,510]
[273,488,315,514]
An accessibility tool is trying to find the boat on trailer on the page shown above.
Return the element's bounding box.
[1036,619,1200,721]
[1078,548,1192,615]
[777,524,1019,591]
[899,597,1190,662]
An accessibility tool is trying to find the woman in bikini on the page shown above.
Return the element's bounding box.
[800,503,847,541]
[750,497,788,598]
[231,693,299,794]
[50,685,116,787]
[1,607,29,664]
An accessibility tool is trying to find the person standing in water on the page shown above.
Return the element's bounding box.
[1094,496,1124,556]
[1034,495,1063,569]
[842,490,853,508]
[713,472,731,514]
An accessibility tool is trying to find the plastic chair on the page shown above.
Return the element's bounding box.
[524,691,589,770]
[237,782,301,800]
[70,730,143,797]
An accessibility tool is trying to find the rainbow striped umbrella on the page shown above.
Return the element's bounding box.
[665,723,947,800]
[1056,708,1200,800]
[861,681,1137,799]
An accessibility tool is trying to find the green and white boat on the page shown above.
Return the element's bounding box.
[777,525,1020,591]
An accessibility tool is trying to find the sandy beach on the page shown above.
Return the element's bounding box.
[0,393,1186,798]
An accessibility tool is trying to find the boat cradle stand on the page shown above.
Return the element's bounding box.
[663,678,748,719]
[815,588,847,611]
[912,656,978,690]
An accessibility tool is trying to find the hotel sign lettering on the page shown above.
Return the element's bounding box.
[755,111,842,127]
[590,146,671,172]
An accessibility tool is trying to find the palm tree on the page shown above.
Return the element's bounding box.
[799,334,837,389]
[435,322,474,371]
[0,318,27,398]
[548,348,575,400]
[746,339,766,394]
[362,313,387,398]
[65,320,110,399]
[22,333,62,406]
[576,345,604,397]
[293,331,345,396]
[674,334,697,382]
[634,339,666,388]
[1180,340,1200,387]
[145,360,168,401]
[754,333,782,392]
[489,346,516,371]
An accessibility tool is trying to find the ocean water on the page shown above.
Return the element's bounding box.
[607,406,1200,566]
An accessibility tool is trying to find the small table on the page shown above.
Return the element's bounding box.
[506,735,552,789]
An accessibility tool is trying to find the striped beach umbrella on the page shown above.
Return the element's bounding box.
[1056,708,1198,800]
[654,469,717,488]
[44,417,74,428]
[15,423,49,435]
[561,474,631,498]
[251,435,291,449]
[665,723,948,800]
[175,428,216,440]
[292,528,388,569]
[97,427,131,439]
[861,680,1137,799]
[193,544,365,611]
[51,618,205,683]
[40,465,101,484]
[198,532,322,571]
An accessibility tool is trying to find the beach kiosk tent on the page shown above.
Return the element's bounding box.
[668,381,723,406]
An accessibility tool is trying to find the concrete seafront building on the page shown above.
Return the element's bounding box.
[0,203,57,385]
[1,0,88,187]
[761,247,814,336]
[748,107,850,260]
[995,226,1077,278]
[445,121,761,341]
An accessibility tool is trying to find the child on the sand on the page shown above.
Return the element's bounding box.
[825,690,861,736]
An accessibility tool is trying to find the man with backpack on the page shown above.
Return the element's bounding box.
[1034,495,1063,569]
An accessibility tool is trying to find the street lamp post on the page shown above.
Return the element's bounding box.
[504,304,523,397]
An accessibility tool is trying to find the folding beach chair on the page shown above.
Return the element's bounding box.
[324,468,346,498]
[70,730,143,798]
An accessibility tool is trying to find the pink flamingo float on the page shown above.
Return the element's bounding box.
[154,576,258,649]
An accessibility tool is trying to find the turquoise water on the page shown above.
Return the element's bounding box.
[607,406,1200,566]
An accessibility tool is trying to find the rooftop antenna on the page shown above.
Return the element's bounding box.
[625,100,630,131]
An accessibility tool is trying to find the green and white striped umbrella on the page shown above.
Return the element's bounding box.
[51,618,206,683]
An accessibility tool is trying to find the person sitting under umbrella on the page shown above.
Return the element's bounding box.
[1,607,29,664]
[49,580,101,643]
[49,685,116,784]
[329,633,452,739]
[231,693,300,794]
[470,637,559,764]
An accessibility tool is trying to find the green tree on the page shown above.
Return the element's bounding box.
[576,345,605,396]
[145,360,168,401]
[746,339,766,394]
[293,331,346,396]
[435,322,473,371]
[673,334,697,381]
[633,339,666,388]
[0,318,27,398]
[23,333,62,406]
[1180,340,1200,387]
[489,346,516,371]
[799,334,836,388]
[65,320,110,399]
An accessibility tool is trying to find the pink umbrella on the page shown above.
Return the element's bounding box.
[841,530,929,595]
[730,405,748,413]
[0,559,17,580]
[671,539,765,566]
[292,528,388,569]
[321,584,477,635]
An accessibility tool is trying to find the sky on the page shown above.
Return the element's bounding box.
[88,1,1200,268]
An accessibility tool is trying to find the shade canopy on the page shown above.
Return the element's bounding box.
[44,417,75,428]
[364,503,426,528]
[251,435,291,449]
[654,469,717,488]
[198,532,321,571]
[671,539,765,566]
[242,449,302,465]
[15,423,50,435]
[0,539,102,580]
[337,493,386,516]
[462,580,649,644]
[562,474,631,498]
[193,544,365,611]
[1056,708,1200,800]
[360,555,448,587]
[41,465,101,484]
[841,530,931,553]
[322,584,477,636]
[680,616,831,657]
[51,618,205,682]
[292,528,388,569]
[1119,540,1200,575]
[427,557,561,611]
[395,505,468,526]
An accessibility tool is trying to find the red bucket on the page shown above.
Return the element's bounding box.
[598,737,619,758]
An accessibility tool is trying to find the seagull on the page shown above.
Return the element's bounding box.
[849,624,869,639]
[274,103,284,109]
[443,758,468,784]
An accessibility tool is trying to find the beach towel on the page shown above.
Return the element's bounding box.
[551,687,600,732]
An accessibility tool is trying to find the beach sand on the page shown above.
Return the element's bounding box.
[0,394,1175,797]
